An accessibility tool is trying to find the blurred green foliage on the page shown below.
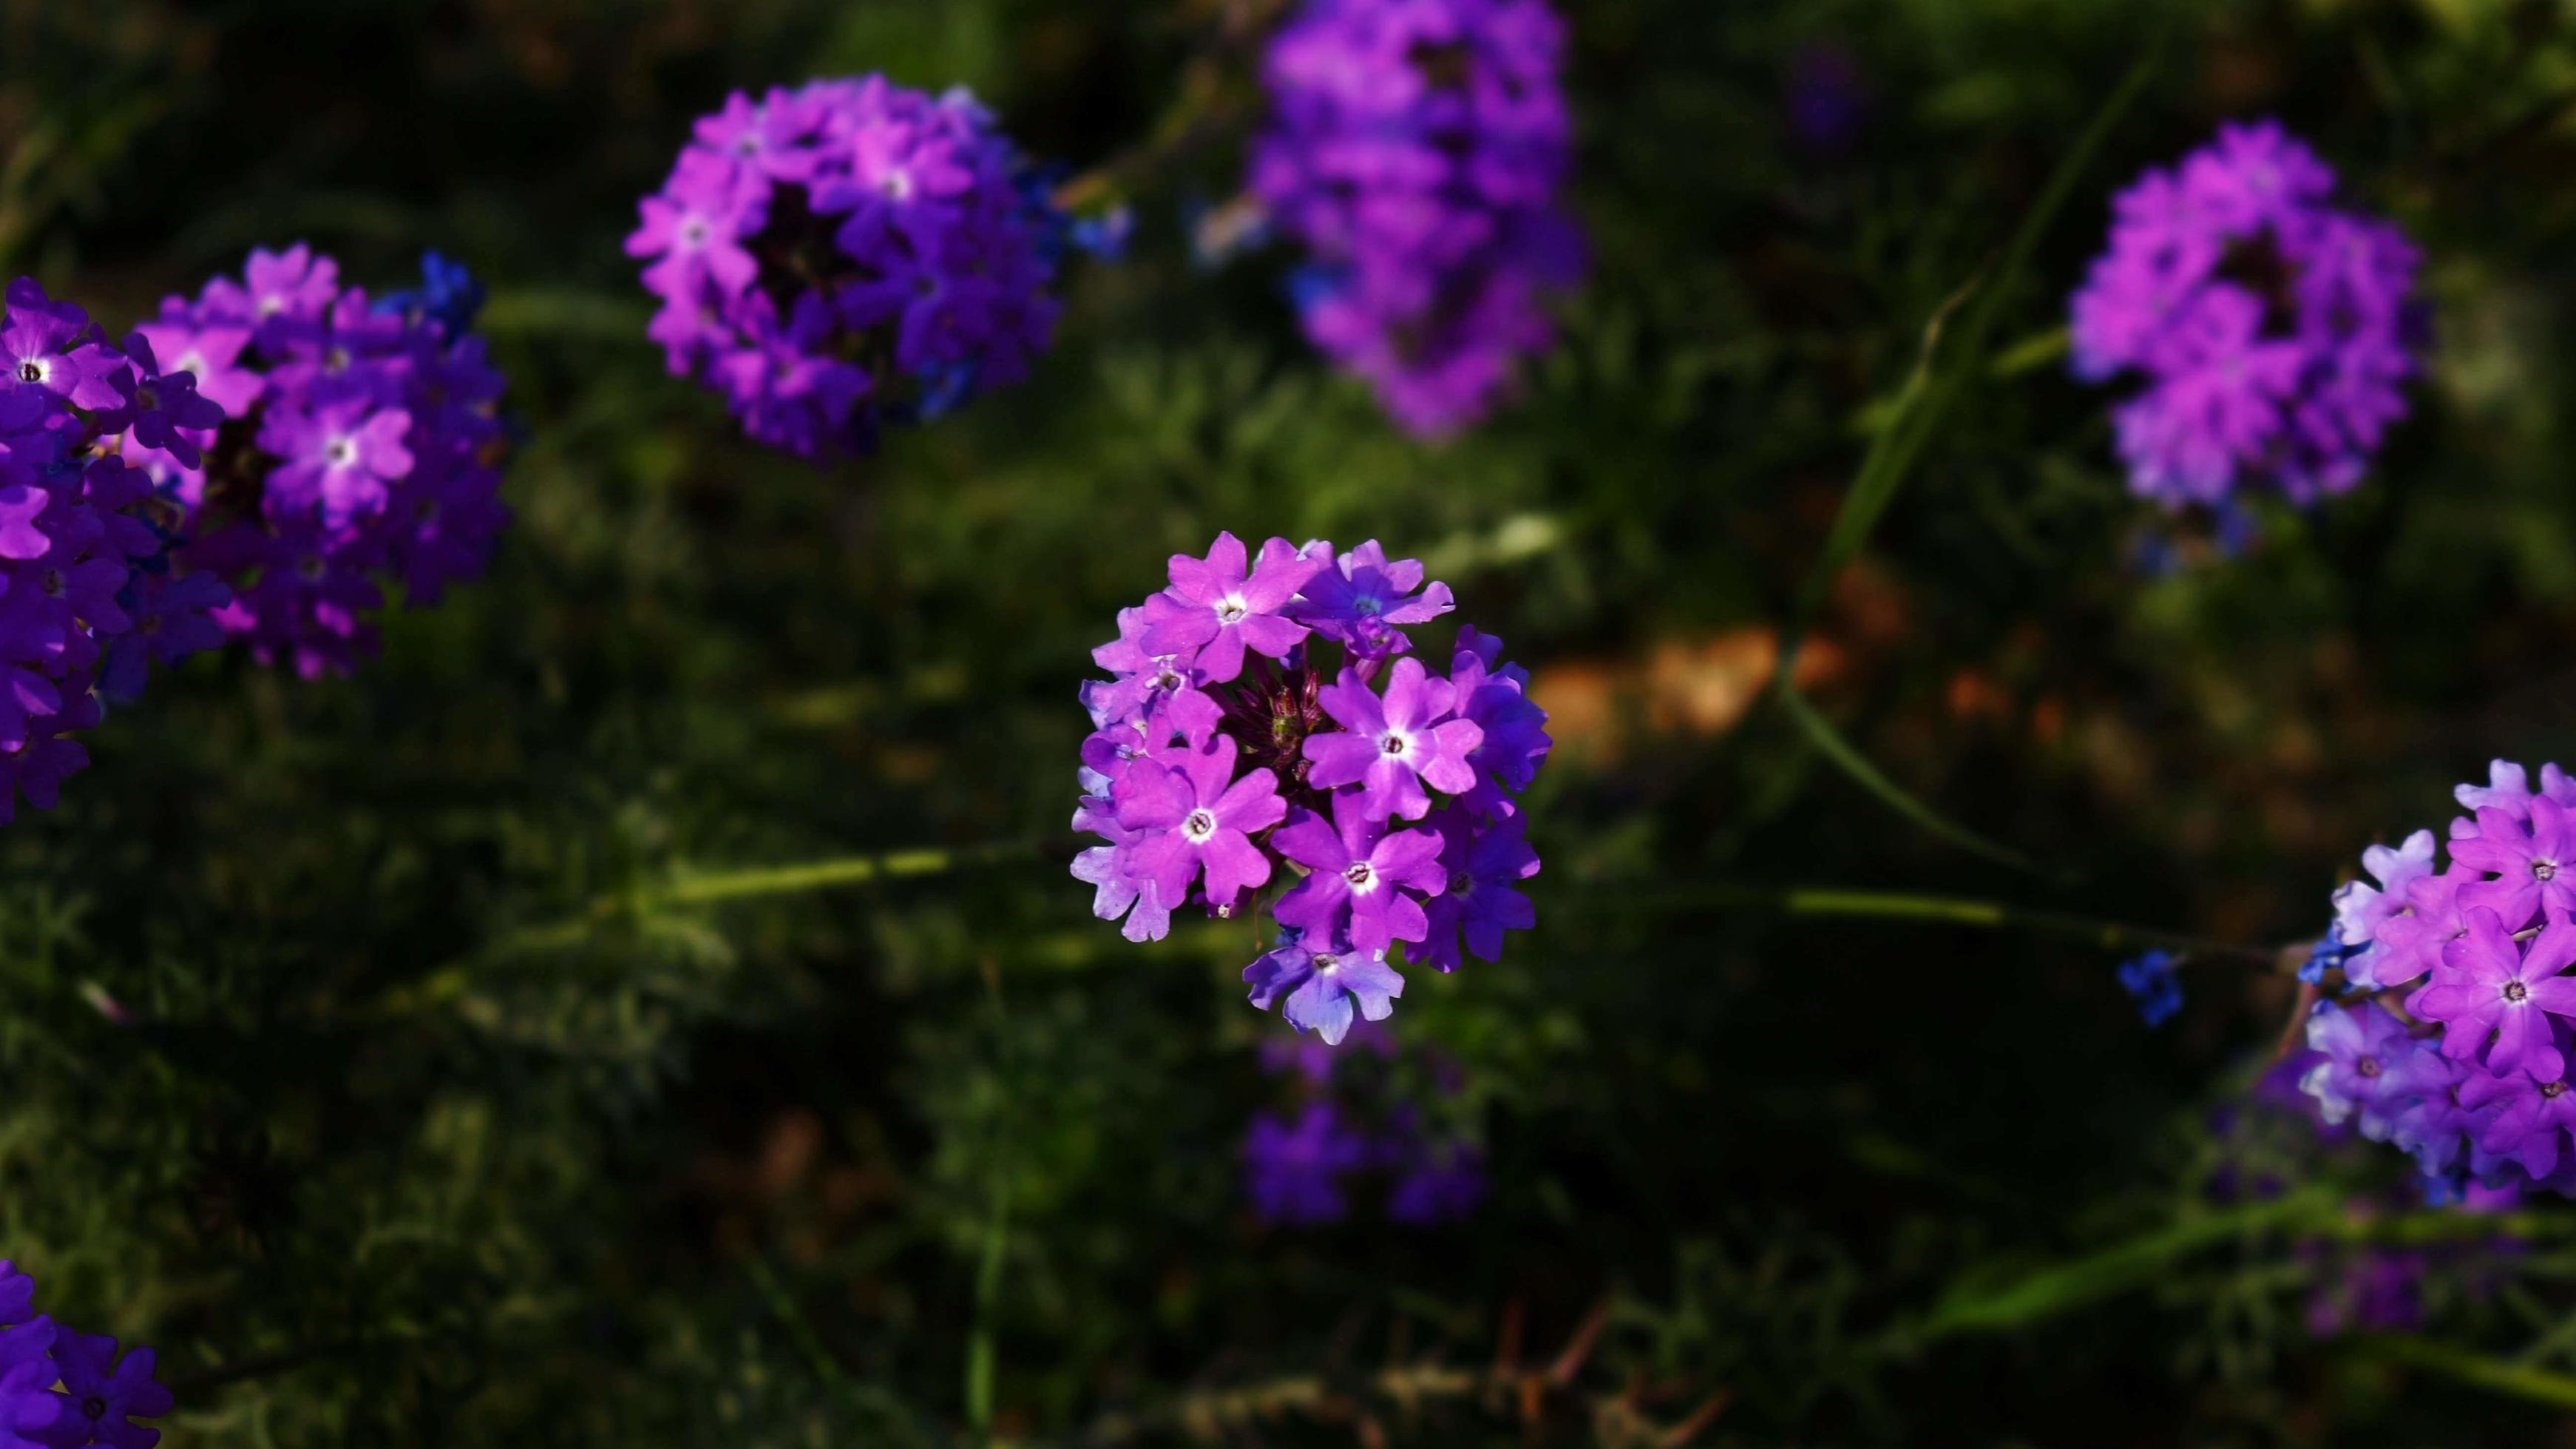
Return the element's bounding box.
[11,0,2576,1442]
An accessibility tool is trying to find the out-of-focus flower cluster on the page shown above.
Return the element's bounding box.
[120,245,510,679]
[628,76,1098,458]
[2306,761,2576,1198]
[1250,0,1584,436]
[1241,1022,1488,1226]
[0,279,229,821]
[2070,120,2420,509]
[0,1260,169,1449]
[1071,532,1548,1044]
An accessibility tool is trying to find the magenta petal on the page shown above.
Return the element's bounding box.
[1234,611,1309,659]
[1139,591,1218,658]
[1214,770,1285,834]
[1363,757,1431,821]
[2529,917,2576,979]
[1272,810,1348,872]
[1275,873,1349,937]
[2529,975,2576,1019]
[2490,1005,2540,1076]
[1194,625,1248,683]
[1180,734,1238,804]
[1119,832,1199,906]
[1303,731,1380,790]
[1201,829,1272,902]
[1370,891,1428,945]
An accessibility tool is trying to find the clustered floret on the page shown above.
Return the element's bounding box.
[627,76,1090,459]
[1240,1022,1488,1226]
[118,245,511,679]
[2070,120,2421,509]
[1250,0,1584,437]
[2306,761,2576,1198]
[0,1260,170,1449]
[2115,949,2184,1027]
[0,279,231,821]
[1071,532,1548,1043]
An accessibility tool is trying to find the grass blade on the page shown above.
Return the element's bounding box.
[1773,31,2165,865]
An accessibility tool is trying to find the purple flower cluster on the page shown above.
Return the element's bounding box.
[1071,532,1548,1044]
[1249,0,1584,437]
[1240,1021,1488,1226]
[2305,761,2576,1198]
[2070,120,2421,508]
[627,77,1078,458]
[0,279,230,821]
[118,246,510,679]
[0,1260,170,1449]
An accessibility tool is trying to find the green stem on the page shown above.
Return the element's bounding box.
[1907,1185,2339,1342]
[648,839,1043,909]
[1775,887,2276,964]
[1770,31,2165,869]
[1988,325,2071,378]
[492,838,1045,957]
[745,1255,848,1390]
[1774,684,2047,875]
[965,960,1017,1438]
[2356,1334,2576,1408]
[1604,878,2280,966]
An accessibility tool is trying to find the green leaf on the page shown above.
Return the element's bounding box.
[1914,1187,2335,1340]
[1772,30,2166,867]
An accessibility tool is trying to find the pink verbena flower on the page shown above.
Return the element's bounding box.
[1071,533,1549,1040]
[628,77,1104,458]
[2313,761,2576,1200]
[115,248,511,679]
[1250,0,1583,435]
[0,279,231,821]
[2070,119,2420,508]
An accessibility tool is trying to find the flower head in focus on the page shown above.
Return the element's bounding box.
[1072,533,1548,1042]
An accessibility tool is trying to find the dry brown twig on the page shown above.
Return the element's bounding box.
[1078,1297,1729,1447]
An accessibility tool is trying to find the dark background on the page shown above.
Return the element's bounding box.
[5,0,2576,1442]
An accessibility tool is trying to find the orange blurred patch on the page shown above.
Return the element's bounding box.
[1533,627,1845,762]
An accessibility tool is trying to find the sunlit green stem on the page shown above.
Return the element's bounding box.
[1616,880,2282,966]
[648,840,1044,909]
[1988,325,2071,379]
[2356,1334,2576,1409]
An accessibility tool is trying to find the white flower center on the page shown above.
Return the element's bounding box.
[1313,952,1339,975]
[326,437,358,467]
[2505,979,2531,1005]
[1343,861,1376,892]
[1380,730,1409,758]
[679,218,711,248]
[1215,595,1249,625]
[1182,809,1217,842]
[15,359,44,384]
